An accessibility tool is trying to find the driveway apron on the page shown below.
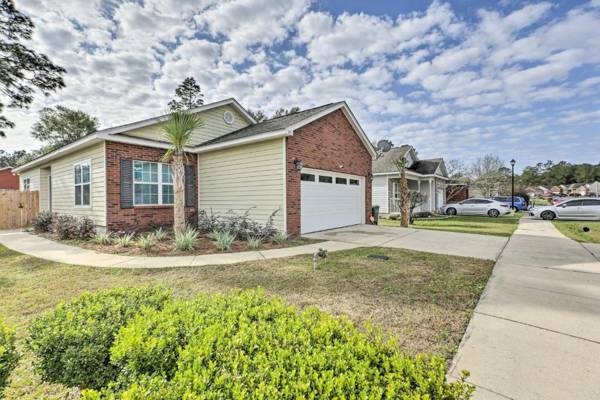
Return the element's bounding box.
[449,218,600,399]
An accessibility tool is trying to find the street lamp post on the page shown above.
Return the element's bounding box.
[510,159,516,210]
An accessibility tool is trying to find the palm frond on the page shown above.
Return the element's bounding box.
[161,111,203,161]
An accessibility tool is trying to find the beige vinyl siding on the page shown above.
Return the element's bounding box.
[124,105,250,146]
[372,175,389,214]
[19,169,40,192]
[198,138,285,231]
[49,142,106,227]
[39,168,50,211]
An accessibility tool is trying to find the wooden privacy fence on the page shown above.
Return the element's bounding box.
[0,190,39,229]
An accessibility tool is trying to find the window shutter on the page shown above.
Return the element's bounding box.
[185,165,196,207]
[120,158,133,209]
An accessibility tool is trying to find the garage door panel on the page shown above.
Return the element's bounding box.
[301,169,364,234]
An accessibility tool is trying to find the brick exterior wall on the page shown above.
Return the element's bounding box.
[286,109,373,236]
[0,168,19,190]
[105,141,197,232]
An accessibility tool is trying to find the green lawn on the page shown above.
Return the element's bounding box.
[552,220,600,243]
[0,244,492,399]
[380,213,523,237]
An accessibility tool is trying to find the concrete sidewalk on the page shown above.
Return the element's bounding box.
[0,230,360,268]
[449,218,600,399]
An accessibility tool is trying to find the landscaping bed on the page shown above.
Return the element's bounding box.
[0,244,493,399]
[31,210,319,256]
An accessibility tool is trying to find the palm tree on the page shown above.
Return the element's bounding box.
[161,111,203,233]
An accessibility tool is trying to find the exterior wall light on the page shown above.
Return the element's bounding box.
[293,158,303,171]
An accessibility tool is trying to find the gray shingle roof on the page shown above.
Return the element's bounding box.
[409,158,443,175]
[372,146,412,173]
[199,103,340,146]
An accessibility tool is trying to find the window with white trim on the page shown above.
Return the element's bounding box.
[23,178,30,191]
[133,161,174,205]
[74,161,91,206]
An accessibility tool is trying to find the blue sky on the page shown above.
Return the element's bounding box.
[3,0,600,171]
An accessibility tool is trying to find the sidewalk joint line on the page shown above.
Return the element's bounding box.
[475,311,600,345]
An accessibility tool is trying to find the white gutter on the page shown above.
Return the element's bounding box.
[13,134,101,173]
[373,171,449,180]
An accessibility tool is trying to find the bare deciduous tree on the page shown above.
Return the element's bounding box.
[470,154,506,197]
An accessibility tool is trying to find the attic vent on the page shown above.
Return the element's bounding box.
[223,111,234,124]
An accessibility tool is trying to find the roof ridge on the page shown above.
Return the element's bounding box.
[259,102,335,123]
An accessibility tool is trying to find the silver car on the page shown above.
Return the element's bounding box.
[441,198,512,218]
[529,198,600,220]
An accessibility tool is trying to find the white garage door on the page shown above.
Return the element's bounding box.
[300,168,365,234]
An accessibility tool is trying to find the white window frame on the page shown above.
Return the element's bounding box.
[22,177,30,191]
[133,160,174,206]
[73,160,92,208]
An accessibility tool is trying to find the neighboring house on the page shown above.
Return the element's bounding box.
[14,98,376,236]
[371,145,448,215]
[446,184,469,202]
[550,185,562,195]
[0,167,19,189]
[587,181,600,197]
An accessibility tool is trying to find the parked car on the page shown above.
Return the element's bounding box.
[492,196,527,211]
[529,198,600,220]
[441,198,512,218]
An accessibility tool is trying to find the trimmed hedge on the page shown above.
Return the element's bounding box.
[0,319,19,398]
[83,290,473,399]
[27,286,172,390]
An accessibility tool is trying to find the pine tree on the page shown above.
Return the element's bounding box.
[0,0,66,137]
[168,77,204,111]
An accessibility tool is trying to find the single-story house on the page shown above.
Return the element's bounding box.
[371,145,448,215]
[14,98,376,236]
[0,167,19,189]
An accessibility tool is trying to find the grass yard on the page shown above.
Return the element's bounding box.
[0,244,493,399]
[380,212,523,237]
[552,220,600,243]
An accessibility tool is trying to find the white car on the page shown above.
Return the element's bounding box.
[441,198,512,218]
[529,198,600,220]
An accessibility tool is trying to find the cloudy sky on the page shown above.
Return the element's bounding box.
[3,0,600,170]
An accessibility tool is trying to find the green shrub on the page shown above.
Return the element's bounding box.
[27,287,172,390]
[174,226,198,251]
[137,234,156,252]
[272,231,288,244]
[51,214,95,240]
[84,290,474,399]
[152,227,169,242]
[116,233,134,247]
[91,232,113,245]
[247,236,261,250]
[32,210,53,233]
[0,319,20,397]
[213,230,235,251]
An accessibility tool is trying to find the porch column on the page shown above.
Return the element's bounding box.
[429,178,434,212]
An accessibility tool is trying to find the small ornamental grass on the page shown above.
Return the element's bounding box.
[91,232,113,245]
[174,226,198,252]
[152,227,169,242]
[0,319,20,396]
[247,236,262,250]
[81,290,474,400]
[272,231,288,244]
[26,287,172,390]
[212,231,235,251]
[138,234,157,253]
[115,233,135,248]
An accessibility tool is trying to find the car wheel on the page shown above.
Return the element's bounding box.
[488,209,500,218]
[541,210,556,220]
[446,207,457,216]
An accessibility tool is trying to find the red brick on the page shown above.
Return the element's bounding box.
[0,168,19,190]
[286,109,373,236]
[105,141,197,232]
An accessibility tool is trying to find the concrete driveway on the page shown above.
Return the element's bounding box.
[304,224,508,260]
[449,218,600,399]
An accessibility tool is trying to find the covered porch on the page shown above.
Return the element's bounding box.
[387,175,446,215]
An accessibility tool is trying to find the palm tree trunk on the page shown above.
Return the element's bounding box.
[399,166,410,228]
[172,152,186,233]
